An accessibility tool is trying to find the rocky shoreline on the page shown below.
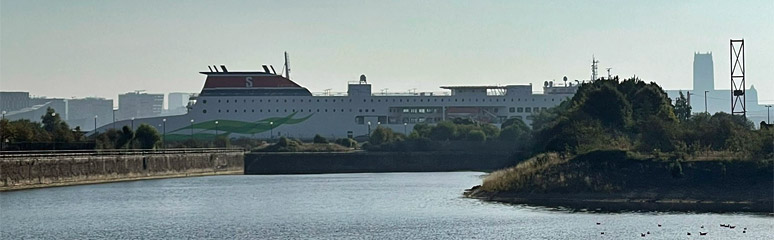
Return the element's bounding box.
[464,186,774,213]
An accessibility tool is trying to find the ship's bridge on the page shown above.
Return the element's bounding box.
[198,65,312,97]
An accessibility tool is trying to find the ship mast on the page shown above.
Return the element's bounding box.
[284,52,291,80]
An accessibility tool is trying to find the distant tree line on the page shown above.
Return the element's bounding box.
[0,108,90,150]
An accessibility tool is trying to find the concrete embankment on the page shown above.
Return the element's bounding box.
[0,149,244,191]
[244,151,515,174]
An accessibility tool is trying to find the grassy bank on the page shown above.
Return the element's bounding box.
[467,150,773,213]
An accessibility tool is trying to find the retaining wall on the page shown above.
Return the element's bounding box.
[245,151,515,174]
[0,150,244,191]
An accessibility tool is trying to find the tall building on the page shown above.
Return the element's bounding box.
[30,97,67,119]
[693,52,714,92]
[66,97,114,130]
[118,91,164,120]
[0,91,30,113]
[167,92,192,115]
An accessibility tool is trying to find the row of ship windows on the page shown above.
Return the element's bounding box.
[201,97,558,104]
[200,107,548,114]
[201,108,378,114]
[510,107,548,113]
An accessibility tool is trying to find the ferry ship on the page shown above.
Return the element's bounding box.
[96,54,579,140]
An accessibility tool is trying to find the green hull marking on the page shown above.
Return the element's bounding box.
[167,113,313,138]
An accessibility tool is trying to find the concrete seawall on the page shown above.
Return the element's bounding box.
[0,150,244,191]
[245,151,516,174]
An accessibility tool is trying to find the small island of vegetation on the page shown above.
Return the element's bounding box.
[465,77,773,213]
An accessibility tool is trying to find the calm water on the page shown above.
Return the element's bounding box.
[1,172,771,239]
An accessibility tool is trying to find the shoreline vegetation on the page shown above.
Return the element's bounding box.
[465,77,774,213]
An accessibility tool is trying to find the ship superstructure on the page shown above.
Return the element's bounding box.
[96,57,579,140]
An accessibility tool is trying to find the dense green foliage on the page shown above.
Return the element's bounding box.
[313,134,329,144]
[532,77,772,159]
[0,108,89,150]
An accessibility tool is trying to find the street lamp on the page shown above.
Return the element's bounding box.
[215,120,219,137]
[404,122,407,135]
[94,115,98,132]
[766,105,772,124]
[162,118,166,148]
[1,111,6,151]
[112,109,117,129]
[51,112,57,150]
[190,119,194,141]
[704,90,709,113]
[367,121,371,137]
[131,117,135,130]
[269,121,274,140]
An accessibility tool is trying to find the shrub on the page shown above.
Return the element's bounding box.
[313,134,328,144]
[467,130,486,142]
[134,124,161,149]
[335,138,358,148]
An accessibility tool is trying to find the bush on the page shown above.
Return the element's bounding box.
[335,138,358,148]
[467,130,486,142]
[134,124,161,149]
[370,126,399,145]
[313,134,328,144]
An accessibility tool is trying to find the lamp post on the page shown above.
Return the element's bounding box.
[94,115,98,132]
[269,122,274,140]
[190,119,194,141]
[162,118,166,148]
[51,112,57,150]
[704,91,709,113]
[131,117,135,130]
[403,122,407,135]
[1,111,5,151]
[112,109,117,129]
[367,121,371,137]
[766,105,772,124]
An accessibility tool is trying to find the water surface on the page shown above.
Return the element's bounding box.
[1,172,771,239]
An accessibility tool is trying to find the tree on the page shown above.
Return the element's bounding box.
[116,126,134,149]
[313,134,328,144]
[674,91,692,122]
[134,124,160,149]
[369,126,397,145]
[429,121,456,141]
[467,130,486,142]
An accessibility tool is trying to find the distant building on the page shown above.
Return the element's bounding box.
[66,97,114,130]
[30,97,67,119]
[118,91,164,120]
[3,102,58,122]
[693,52,714,92]
[665,52,768,126]
[0,91,30,113]
[167,92,192,115]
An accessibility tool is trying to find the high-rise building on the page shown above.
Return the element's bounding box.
[693,52,714,92]
[0,91,30,113]
[66,98,114,130]
[167,92,192,115]
[118,91,164,120]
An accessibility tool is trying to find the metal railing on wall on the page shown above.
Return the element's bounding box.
[0,148,245,159]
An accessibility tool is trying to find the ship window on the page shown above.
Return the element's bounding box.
[363,99,366,102]
[420,99,423,102]
[252,109,254,112]
[544,99,547,101]
[244,100,246,103]
[243,109,246,113]
[260,100,263,102]
[300,109,303,112]
[413,99,416,102]
[552,98,555,101]
[509,107,515,113]
[341,109,344,112]
[365,109,369,112]
[317,99,320,102]
[325,99,328,102]
[475,99,478,102]
[293,109,296,112]
[308,109,311,112]
[349,109,352,112]
[218,100,221,103]
[542,107,547,111]
[268,109,271,112]
[276,109,279,112]
[461,99,465,102]
[317,109,320,112]
[284,109,287,112]
[349,99,352,102]
[455,99,458,102]
[494,108,498,113]
[203,100,207,104]
[226,100,229,103]
[284,100,287,103]
[532,98,535,101]
[325,109,328,112]
[371,99,374,102]
[359,109,363,112]
[525,108,531,113]
[517,107,524,113]
[333,109,336,112]
[203,109,207,114]
[372,109,375,112]
[260,109,263,112]
[378,99,380,102]
[533,107,539,112]
[252,100,255,103]
[218,110,221,113]
[511,99,514,102]
[226,110,229,113]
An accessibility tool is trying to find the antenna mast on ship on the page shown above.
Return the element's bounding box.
[284,52,291,79]
[591,55,599,81]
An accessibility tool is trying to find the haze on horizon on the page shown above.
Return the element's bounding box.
[1,0,772,104]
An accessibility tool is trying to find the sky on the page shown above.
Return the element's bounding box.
[1,0,773,106]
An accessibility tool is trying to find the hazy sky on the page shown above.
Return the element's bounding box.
[2,0,772,105]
